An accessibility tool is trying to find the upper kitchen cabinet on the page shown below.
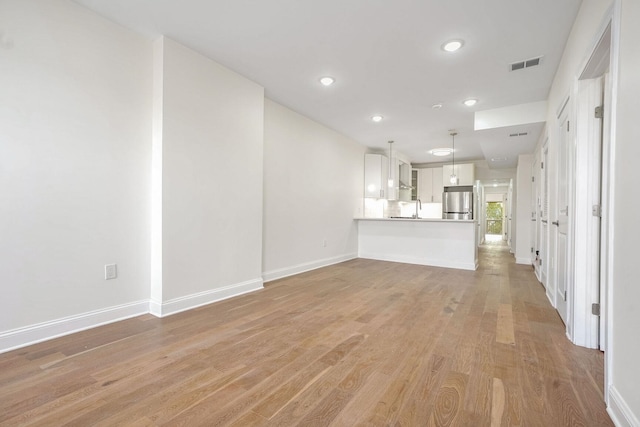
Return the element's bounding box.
[364,153,389,199]
[442,163,475,187]
[417,167,443,203]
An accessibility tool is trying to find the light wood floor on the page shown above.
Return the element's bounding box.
[0,244,613,426]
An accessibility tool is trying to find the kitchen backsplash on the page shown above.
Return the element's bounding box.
[363,199,442,219]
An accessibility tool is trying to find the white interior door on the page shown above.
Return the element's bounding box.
[540,145,549,291]
[556,113,570,325]
[573,75,605,348]
[531,158,539,267]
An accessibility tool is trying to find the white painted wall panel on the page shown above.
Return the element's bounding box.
[262,99,364,281]
[611,0,640,422]
[0,0,152,333]
[157,37,264,302]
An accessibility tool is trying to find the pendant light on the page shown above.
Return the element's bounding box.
[388,140,394,189]
[449,131,458,185]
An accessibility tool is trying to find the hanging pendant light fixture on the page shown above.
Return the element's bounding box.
[387,140,394,189]
[449,131,458,185]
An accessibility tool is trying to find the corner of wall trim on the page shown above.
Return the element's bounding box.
[262,253,358,283]
[152,278,264,318]
[0,300,149,354]
[607,385,640,427]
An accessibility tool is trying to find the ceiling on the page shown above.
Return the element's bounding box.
[75,0,582,168]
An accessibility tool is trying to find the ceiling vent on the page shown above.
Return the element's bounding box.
[509,132,528,137]
[509,56,543,72]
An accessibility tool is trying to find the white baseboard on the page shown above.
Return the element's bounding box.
[546,290,555,307]
[262,253,357,283]
[515,257,532,265]
[358,252,478,271]
[608,385,640,427]
[149,278,263,317]
[0,300,149,354]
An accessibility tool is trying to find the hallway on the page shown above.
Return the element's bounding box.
[0,247,612,425]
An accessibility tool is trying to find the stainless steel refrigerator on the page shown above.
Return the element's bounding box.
[442,186,473,219]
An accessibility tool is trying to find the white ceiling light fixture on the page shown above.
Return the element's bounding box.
[442,40,464,52]
[463,98,477,107]
[319,76,335,86]
[430,148,452,156]
[371,115,383,122]
[449,131,459,185]
[431,103,443,109]
[388,140,395,189]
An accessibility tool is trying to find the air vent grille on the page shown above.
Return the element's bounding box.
[510,56,543,72]
[509,132,529,137]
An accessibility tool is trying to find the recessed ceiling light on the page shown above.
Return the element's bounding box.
[491,157,507,162]
[319,76,335,86]
[430,148,453,156]
[431,103,443,109]
[371,115,383,122]
[463,98,477,107]
[442,40,464,52]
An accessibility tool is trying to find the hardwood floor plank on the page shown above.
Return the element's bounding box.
[428,371,469,426]
[0,244,613,426]
[496,304,516,345]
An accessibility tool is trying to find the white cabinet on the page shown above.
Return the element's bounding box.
[432,167,443,202]
[417,167,443,202]
[364,153,389,198]
[442,163,475,186]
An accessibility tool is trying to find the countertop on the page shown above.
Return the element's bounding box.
[354,217,475,223]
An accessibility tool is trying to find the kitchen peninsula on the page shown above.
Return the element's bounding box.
[356,218,478,270]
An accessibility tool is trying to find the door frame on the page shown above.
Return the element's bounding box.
[571,4,618,405]
[571,14,616,344]
[555,97,572,329]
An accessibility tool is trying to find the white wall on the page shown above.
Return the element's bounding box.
[0,0,152,346]
[474,161,516,183]
[151,37,265,315]
[263,99,365,281]
[610,0,640,423]
[538,0,640,423]
[515,155,533,264]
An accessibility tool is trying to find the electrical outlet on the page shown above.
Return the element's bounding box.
[105,264,117,280]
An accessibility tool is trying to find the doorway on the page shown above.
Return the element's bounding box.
[485,201,504,241]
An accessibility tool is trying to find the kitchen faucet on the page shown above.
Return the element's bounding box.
[414,199,422,219]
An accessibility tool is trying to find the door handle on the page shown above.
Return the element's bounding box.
[552,221,559,226]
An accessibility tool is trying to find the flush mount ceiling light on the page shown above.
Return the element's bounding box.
[319,76,335,86]
[371,115,383,122]
[463,98,477,107]
[442,40,464,52]
[430,148,452,156]
[431,103,443,109]
[491,157,507,162]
